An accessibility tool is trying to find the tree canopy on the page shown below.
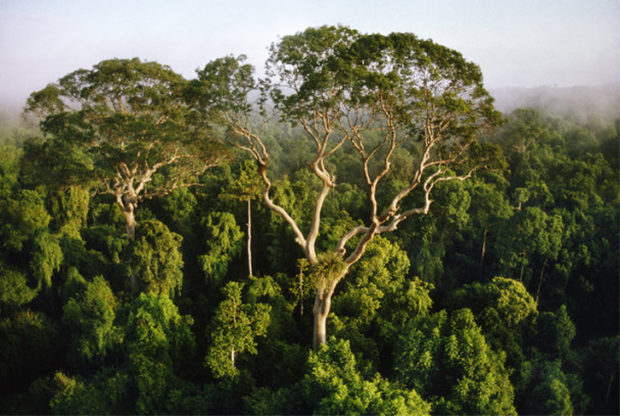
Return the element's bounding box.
[193,25,502,349]
[25,58,223,239]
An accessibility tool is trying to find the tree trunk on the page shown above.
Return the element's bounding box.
[519,261,525,282]
[312,287,334,351]
[312,289,331,351]
[535,259,548,304]
[247,199,253,277]
[120,204,137,293]
[517,250,530,283]
[122,205,137,240]
[479,228,488,274]
[298,272,304,317]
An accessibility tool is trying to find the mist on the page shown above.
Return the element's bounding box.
[3,83,618,132]
[491,83,620,124]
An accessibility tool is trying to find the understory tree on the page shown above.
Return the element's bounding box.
[192,26,501,348]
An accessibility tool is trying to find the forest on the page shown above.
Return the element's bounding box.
[0,26,618,415]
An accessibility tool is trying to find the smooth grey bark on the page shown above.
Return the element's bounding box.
[479,228,488,273]
[121,205,137,240]
[535,259,548,304]
[247,199,253,277]
[312,289,331,350]
[120,202,137,293]
[312,275,343,350]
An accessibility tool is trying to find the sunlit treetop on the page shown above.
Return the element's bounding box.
[25,58,225,240]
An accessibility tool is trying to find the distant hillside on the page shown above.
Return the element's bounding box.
[491,84,620,123]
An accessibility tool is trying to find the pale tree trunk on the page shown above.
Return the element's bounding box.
[479,228,488,273]
[120,202,138,293]
[247,199,253,277]
[298,271,304,317]
[312,275,343,351]
[310,228,378,351]
[535,259,548,304]
[231,300,237,369]
[518,251,527,282]
[122,206,137,240]
[312,288,331,351]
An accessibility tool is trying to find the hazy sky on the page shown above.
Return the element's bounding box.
[1,0,619,108]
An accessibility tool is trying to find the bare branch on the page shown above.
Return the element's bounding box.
[335,224,369,253]
[343,225,378,265]
[258,166,308,252]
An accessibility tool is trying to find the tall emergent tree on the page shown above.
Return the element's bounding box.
[25,58,222,240]
[192,26,501,349]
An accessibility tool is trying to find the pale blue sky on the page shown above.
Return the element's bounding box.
[1,0,619,107]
